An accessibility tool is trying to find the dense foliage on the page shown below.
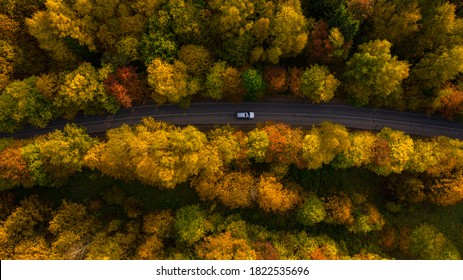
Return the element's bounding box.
[1,0,463,260]
[1,120,463,259]
[3,0,463,133]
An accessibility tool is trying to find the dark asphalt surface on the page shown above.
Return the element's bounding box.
[2,102,463,139]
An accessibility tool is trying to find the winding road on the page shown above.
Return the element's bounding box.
[2,102,463,139]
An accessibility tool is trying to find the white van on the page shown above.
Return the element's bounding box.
[236,112,255,119]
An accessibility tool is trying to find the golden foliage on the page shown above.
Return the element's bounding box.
[256,174,300,213]
[196,232,257,260]
[324,193,354,225]
[143,210,174,238]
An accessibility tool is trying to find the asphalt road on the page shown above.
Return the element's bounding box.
[2,102,463,139]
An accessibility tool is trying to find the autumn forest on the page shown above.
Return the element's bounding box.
[1,0,463,260]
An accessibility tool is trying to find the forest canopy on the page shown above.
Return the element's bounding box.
[1,0,463,260]
[1,120,463,260]
[3,0,463,132]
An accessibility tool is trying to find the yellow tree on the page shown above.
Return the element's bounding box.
[370,127,414,176]
[408,139,441,174]
[207,126,242,166]
[26,10,80,64]
[147,58,196,104]
[27,0,147,64]
[212,172,256,209]
[0,39,15,90]
[256,174,301,213]
[247,128,270,163]
[302,122,350,169]
[84,220,138,260]
[196,232,257,260]
[137,210,173,259]
[267,1,309,63]
[333,131,376,168]
[85,119,209,189]
[428,172,463,206]
[49,200,97,259]
[205,61,245,101]
[0,195,51,258]
[84,124,139,182]
[0,141,34,189]
[40,125,94,177]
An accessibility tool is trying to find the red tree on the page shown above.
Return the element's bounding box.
[433,85,463,119]
[306,21,334,64]
[104,67,144,108]
[263,66,288,94]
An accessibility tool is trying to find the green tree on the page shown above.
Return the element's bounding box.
[175,205,211,245]
[394,176,426,204]
[299,64,339,103]
[369,0,421,47]
[297,192,327,226]
[346,203,385,233]
[409,224,461,260]
[0,76,55,132]
[343,40,410,107]
[411,46,463,90]
[177,44,212,77]
[54,63,119,119]
[406,1,459,59]
[140,10,178,65]
[21,124,96,187]
[204,61,245,101]
[242,68,265,101]
[330,3,359,41]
